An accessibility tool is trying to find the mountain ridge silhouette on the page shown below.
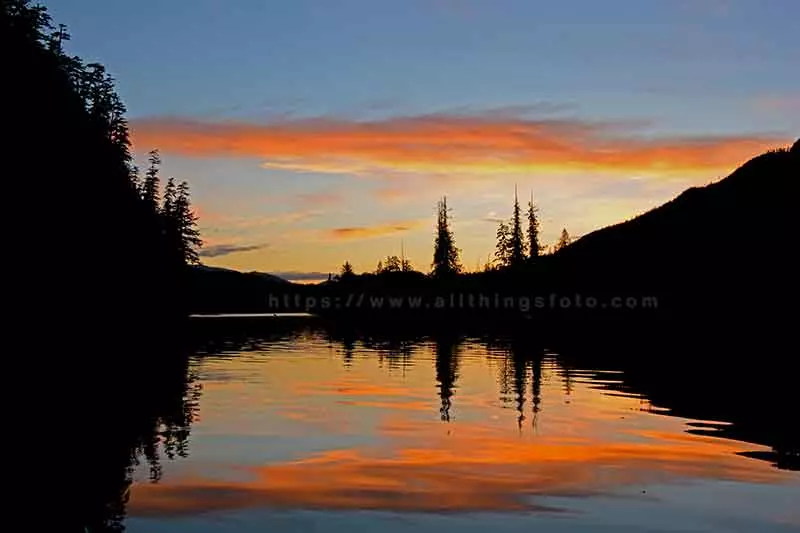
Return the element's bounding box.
[541,141,797,334]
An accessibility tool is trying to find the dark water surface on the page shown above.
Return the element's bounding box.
[114,317,798,532]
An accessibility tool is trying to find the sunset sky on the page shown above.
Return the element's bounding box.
[48,0,798,279]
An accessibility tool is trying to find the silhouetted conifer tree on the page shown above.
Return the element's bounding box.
[527,192,542,260]
[129,165,142,195]
[162,177,177,217]
[495,221,511,267]
[509,187,526,266]
[160,177,181,263]
[431,197,461,277]
[554,228,571,252]
[340,261,355,279]
[174,181,202,265]
[142,149,161,212]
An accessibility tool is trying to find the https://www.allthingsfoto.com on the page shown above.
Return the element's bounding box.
[267,293,659,312]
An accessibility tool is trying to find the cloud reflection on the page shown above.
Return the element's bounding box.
[129,418,791,517]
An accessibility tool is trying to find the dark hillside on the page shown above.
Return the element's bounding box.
[549,145,797,328]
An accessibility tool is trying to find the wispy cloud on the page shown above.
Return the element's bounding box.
[131,112,786,180]
[481,210,506,224]
[290,191,343,206]
[201,209,324,236]
[199,243,268,258]
[329,220,425,241]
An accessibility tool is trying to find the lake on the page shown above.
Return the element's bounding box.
[116,318,798,532]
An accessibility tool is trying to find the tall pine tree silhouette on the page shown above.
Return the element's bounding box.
[432,197,461,277]
[162,177,177,216]
[527,191,541,260]
[509,186,526,266]
[174,181,203,265]
[161,176,180,264]
[142,149,162,213]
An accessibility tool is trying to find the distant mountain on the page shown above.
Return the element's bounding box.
[192,264,291,284]
[548,140,797,326]
[192,264,239,275]
[189,264,301,313]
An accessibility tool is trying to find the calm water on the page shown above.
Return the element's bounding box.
[120,320,799,532]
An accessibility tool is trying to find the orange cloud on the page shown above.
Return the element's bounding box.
[130,114,789,179]
[329,220,424,240]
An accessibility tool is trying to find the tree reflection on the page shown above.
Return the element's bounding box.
[513,355,526,431]
[190,319,797,473]
[489,337,545,433]
[530,357,542,432]
[434,334,461,422]
[74,337,200,533]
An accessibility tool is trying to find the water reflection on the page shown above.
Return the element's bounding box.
[434,335,459,422]
[82,318,799,531]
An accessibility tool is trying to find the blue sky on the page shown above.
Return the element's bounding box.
[45,0,798,276]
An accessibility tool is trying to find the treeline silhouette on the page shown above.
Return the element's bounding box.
[3,2,204,530]
[4,0,202,334]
